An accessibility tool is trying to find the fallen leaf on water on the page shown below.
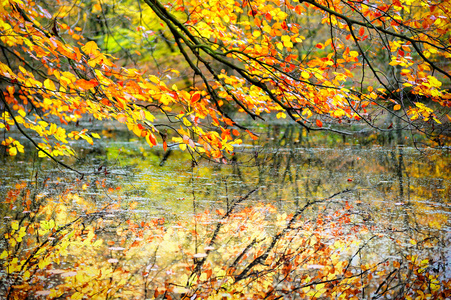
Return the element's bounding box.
[193,253,207,258]
[35,291,52,296]
[174,287,190,294]
[46,269,66,274]
[60,271,77,277]
[306,264,324,269]
[109,247,126,251]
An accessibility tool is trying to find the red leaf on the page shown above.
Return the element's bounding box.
[316,119,323,127]
[191,92,200,104]
[295,5,303,14]
[281,21,288,30]
[359,27,364,36]
[146,132,157,146]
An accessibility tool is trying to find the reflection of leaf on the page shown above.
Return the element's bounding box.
[11,220,18,230]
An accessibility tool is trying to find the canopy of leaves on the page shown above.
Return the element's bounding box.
[0,0,450,165]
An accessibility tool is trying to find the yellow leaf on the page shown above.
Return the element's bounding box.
[393,104,401,111]
[82,41,99,55]
[349,51,359,58]
[301,71,310,79]
[71,292,84,300]
[8,146,17,156]
[11,221,19,230]
[281,35,291,42]
[92,3,102,12]
[44,79,55,91]
[276,112,286,119]
[160,94,172,105]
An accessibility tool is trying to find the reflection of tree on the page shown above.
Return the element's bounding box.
[2,179,450,299]
[191,124,451,274]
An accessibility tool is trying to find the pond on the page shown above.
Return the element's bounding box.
[1,124,450,299]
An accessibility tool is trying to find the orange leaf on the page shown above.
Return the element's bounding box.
[163,141,167,151]
[146,132,157,146]
[246,130,258,140]
[191,92,200,104]
[75,79,98,90]
[316,119,323,127]
[359,27,364,36]
[393,104,401,111]
[223,118,234,126]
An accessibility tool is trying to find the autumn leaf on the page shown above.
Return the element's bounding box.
[82,41,99,55]
[359,27,365,36]
[75,79,99,90]
[146,132,157,146]
[0,0,448,163]
[191,92,201,104]
[246,130,258,140]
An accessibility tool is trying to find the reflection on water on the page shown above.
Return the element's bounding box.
[1,125,450,298]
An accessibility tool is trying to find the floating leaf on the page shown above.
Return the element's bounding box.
[60,271,77,277]
[193,253,207,258]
